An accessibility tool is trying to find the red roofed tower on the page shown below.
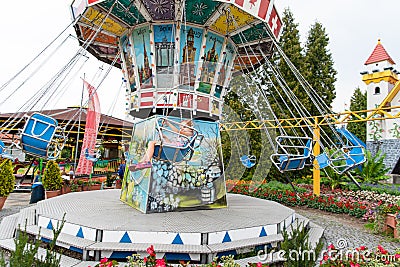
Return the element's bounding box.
[365,39,395,65]
[361,39,400,174]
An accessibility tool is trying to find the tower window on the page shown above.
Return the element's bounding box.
[374,87,380,94]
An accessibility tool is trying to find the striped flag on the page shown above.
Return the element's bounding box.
[268,5,282,39]
[76,80,101,175]
[217,0,274,22]
[87,0,106,6]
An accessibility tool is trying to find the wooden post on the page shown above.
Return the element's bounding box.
[313,118,320,196]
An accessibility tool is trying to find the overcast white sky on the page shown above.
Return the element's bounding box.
[0,0,399,119]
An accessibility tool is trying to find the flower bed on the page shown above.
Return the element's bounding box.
[227,180,371,218]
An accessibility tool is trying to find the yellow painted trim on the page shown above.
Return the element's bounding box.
[362,70,398,85]
[377,80,400,110]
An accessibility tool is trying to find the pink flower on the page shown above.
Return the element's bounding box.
[107,262,113,267]
[257,262,262,267]
[100,258,108,263]
[144,257,148,263]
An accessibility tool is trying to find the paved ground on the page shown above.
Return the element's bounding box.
[1,192,399,260]
[0,192,32,222]
[294,206,400,253]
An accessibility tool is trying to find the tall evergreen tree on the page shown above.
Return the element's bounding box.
[347,87,367,142]
[268,8,310,119]
[303,22,337,116]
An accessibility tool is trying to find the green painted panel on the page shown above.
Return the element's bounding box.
[231,23,269,44]
[100,0,146,26]
[185,0,221,25]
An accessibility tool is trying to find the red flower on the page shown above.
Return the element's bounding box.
[100,258,108,263]
[156,258,166,267]
[147,245,156,257]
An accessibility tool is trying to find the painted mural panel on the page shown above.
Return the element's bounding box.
[154,24,175,88]
[121,35,136,91]
[197,32,224,94]
[121,115,227,213]
[179,26,204,89]
[132,26,154,89]
[214,42,235,98]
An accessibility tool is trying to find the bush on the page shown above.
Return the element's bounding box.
[0,159,16,197]
[42,160,63,191]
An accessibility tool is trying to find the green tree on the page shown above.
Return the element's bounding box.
[303,21,337,116]
[0,159,15,197]
[42,160,63,191]
[347,87,367,143]
[268,8,309,119]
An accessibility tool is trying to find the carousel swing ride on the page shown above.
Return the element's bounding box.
[0,0,367,264]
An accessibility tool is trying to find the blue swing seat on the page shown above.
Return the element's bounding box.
[240,155,256,168]
[21,113,65,159]
[84,148,101,163]
[152,117,203,163]
[315,152,330,169]
[0,140,15,160]
[271,136,312,172]
[329,127,366,174]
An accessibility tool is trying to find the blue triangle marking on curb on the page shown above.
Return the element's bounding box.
[76,227,84,238]
[120,232,132,243]
[46,220,53,230]
[172,233,184,244]
[222,232,231,243]
[259,227,267,237]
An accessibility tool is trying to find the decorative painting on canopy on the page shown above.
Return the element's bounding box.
[79,26,118,46]
[214,42,235,98]
[143,0,174,21]
[153,24,175,88]
[99,0,146,26]
[132,26,154,89]
[231,23,269,44]
[179,26,204,90]
[210,6,256,35]
[197,32,224,94]
[185,0,222,25]
[81,8,126,36]
[121,35,136,91]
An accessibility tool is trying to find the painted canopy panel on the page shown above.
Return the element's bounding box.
[143,0,174,21]
[231,23,269,44]
[210,6,256,35]
[185,0,222,25]
[81,7,126,36]
[99,0,146,26]
[79,25,118,46]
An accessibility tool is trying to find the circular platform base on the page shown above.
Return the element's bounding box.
[32,190,296,262]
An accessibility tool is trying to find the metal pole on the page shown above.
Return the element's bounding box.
[313,117,321,196]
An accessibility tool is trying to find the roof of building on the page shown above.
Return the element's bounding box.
[365,39,395,65]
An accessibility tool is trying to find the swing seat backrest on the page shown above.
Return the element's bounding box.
[0,140,4,155]
[21,113,58,158]
[315,152,330,169]
[153,133,198,163]
[272,138,312,172]
[84,148,100,163]
[240,155,256,168]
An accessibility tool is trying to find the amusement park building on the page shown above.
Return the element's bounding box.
[362,40,400,174]
[0,107,133,161]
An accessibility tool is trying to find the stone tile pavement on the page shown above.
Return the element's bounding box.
[294,207,400,253]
